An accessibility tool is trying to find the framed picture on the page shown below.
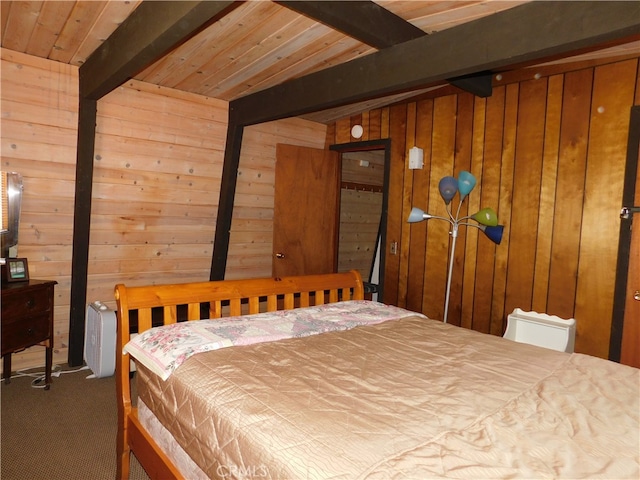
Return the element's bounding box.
[3,257,29,283]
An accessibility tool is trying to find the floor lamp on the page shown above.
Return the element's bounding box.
[407,171,504,324]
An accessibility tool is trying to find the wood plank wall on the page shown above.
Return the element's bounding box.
[1,49,78,370]
[226,119,327,279]
[1,48,326,371]
[326,56,640,359]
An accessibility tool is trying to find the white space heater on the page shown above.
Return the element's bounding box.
[84,301,117,378]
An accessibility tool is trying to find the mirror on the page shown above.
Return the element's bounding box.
[338,150,384,284]
[332,141,390,302]
[1,172,24,259]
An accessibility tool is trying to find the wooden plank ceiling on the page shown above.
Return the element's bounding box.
[2,0,639,124]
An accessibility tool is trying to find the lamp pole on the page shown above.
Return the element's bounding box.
[443,222,459,324]
[407,170,504,324]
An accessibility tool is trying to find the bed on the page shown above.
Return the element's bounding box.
[115,270,639,480]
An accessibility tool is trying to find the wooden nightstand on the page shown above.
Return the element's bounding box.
[1,279,57,389]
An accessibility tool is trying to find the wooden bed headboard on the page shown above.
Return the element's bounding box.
[115,269,364,335]
[114,270,364,480]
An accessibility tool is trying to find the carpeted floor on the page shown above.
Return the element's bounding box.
[1,364,150,480]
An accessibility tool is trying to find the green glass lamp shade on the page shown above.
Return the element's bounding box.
[479,224,504,244]
[472,207,498,226]
[458,171,476,198]
[438,176,458,205]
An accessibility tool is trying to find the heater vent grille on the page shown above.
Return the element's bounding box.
[84,302,117,378]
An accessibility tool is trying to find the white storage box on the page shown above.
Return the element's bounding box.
[504,308,576,353]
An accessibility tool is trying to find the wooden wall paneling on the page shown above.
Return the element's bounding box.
[531,74,563,313]
[397,102,417,307]
[476,87,508,335]
[473,90,504,334]
[452,93,475,328]
[504,78,548,315]
[491,83,519,332]
[1,50,78,112]
[3,119,77,153]
[546,69,593,318]
[88,83,225,307]
[368,109,382,141]
[2,64,78,109]
[2,98,77,131]
[326,55,638,358]
[97,93,228,146]
[383,104,407,305]
[335,117,353,145]
[0,1,8,31]
[574,59,638,358]
[360,112,370,142]
[422,95,457,321]
[324,123,336,148]
[380,107,390,139]
[407,99,433,313]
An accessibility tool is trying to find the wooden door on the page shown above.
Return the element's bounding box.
[273,144,340,277]
[620,139,640,368]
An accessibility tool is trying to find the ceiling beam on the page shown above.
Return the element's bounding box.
[448,71,494,98]
[231,1,640,125]
[276,1,425,49]
[79,1,239,100]
[276,1,491,97]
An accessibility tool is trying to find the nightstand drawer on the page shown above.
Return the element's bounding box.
[1,313,51,354]
[2,287,53,321]
[2,279,57,388]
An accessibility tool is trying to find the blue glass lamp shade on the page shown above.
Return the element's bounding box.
[479,224,504,245]
[457,171,476,198]
[408,207,430,223]
[438,176,458,205]
[471,207,498,226]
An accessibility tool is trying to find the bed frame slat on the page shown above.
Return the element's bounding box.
[249,296,260,314]
[186,303,199,320]
[138,308,152,332]
[229,298,241,316]
[211,300,222,318]
[163,306,177,324]
[283,292,294,309]
[300,291,310,307]
[329,289,338,303]
[267,294,277,311]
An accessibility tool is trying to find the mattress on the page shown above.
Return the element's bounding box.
[133,306,640,479]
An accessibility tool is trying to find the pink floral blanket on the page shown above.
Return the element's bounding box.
[124,300,423,380]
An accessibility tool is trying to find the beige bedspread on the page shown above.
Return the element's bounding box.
[136,314,639,479]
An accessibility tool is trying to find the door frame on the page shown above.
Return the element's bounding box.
[330,139,391,301]
[609,105,640,362]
